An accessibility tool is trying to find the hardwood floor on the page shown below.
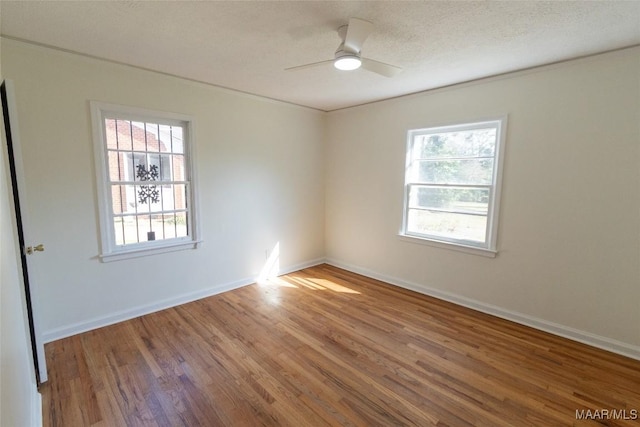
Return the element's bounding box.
[41,264,640,426]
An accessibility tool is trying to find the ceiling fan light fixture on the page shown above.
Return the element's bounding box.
[334,55,361,71]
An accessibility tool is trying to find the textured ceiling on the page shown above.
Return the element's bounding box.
[1,1,639,111]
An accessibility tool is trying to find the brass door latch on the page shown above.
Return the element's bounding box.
[26,244,44,255]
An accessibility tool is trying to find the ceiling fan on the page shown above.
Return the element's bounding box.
[286,18,402,78]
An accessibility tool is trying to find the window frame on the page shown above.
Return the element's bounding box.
[400,117,507,257]
[90,101,201,262]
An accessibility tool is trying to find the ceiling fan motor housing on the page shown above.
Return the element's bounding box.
[334,48,362,70]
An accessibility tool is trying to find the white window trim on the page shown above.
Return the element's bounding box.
[90,101,202,262]
[399,116,507,256]
[397,234,498,258]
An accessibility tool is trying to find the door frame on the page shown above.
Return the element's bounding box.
[1,79,48,384]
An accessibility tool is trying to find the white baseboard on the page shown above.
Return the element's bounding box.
[326,258,640,361]
[42,257,325,343]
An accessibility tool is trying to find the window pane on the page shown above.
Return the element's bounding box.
[105,119,118,149]
[174,212,188,238]
[170,126,184,154]
[160,154,171,181]
[130,121,146,147]
[151,212,188,240]
[113,217,125,245]
[414,158,494,185]
[118,215,140,245]
[148,154,172,182]
[107,151,125,181]
[105,119,134,150]
[413,128,496,159]
[173,184,188,210]
[119,184,188,216]
[120,120,134,150]
[157,125,172,153]
[136,216,154,242]
[409,186,489,214]
[161,213,176,239]
[110,185,127,214]
[134,184,161,209]
[114,213,190,245]
[171,155,185,181]
[114,184,137,213]
[407,209,487,243]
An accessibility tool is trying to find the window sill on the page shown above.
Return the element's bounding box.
[397,234,497,258]
[99,240,202,262]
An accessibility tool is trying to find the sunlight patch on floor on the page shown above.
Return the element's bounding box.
[261,276,298,288]
[281,275,361,294]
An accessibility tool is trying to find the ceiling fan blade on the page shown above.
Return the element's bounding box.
[285,59,334,72]
[344,18,373,53]
[361,58,403,78]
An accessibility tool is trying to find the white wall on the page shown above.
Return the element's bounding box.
[326,48,640,356]
[1,46,42,426]
[1,39,326,340]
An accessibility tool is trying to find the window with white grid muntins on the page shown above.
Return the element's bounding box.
[91,102,199,261]
[105,118,190,246]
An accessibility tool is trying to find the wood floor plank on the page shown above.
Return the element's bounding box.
[41,264,640,426]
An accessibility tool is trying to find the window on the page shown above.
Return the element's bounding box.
[91,102,200,261]
[401,118,506,255]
